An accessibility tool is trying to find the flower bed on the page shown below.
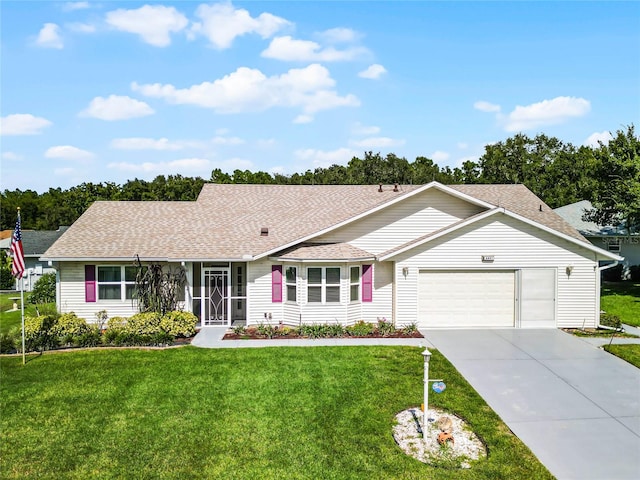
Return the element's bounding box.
[223,320,423,340]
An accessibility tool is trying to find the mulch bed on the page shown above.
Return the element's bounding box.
[222,328,423,341]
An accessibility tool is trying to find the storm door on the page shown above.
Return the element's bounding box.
[203,268,229,326]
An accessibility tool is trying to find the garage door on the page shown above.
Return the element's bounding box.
[520,269,556,328]
[418,270,515,328]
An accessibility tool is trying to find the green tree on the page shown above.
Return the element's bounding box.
[585,125,640,233]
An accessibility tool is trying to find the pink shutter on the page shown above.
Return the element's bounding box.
[362,264,373,302]
[272,265,283,303]
[85,265,96,302]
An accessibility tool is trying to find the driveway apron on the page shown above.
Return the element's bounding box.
[424,329,640,480]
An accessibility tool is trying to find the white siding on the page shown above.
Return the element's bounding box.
[315,189,484,255]
[58,262,138,322]
[394,214,599,328]
[247,260,393,326]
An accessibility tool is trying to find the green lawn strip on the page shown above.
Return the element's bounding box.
[601,281,640,327]
[604,344,640,368]
[0,346,552,479]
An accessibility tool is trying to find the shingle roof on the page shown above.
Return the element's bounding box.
[274,242,374,261]
[42,182,589,261]
[0,227,69,257]
[554,200,632,236]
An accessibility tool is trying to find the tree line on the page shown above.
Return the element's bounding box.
[2,125,638,233]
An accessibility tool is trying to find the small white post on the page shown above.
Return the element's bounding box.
[422,348,431,430]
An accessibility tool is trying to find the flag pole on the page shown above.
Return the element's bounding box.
[21,275,25,365]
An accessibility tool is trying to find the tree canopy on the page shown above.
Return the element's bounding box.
[2,125,637,232]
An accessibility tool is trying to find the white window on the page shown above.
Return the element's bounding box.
[350,266,360,302]
[286,266,297,303]
[307,267,341,303]
[98,266,137,300]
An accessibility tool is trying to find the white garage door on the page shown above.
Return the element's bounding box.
[520,269,556,328]
[418,270,515,328]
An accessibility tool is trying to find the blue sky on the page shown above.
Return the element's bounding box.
[1,1,639,192]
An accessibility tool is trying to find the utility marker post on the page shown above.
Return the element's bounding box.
[422,348,431,429]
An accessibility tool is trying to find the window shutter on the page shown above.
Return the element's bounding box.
[272,265,283,303]
[362,264,373,302]
[85,265,96,303]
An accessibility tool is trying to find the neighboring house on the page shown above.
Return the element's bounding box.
[554,200,638,276]
[42,182,621,329]
[1,227,69,291]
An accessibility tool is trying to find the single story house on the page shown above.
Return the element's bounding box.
[42,182,621,329]
[1,227,69,291]
[554,200,638,277]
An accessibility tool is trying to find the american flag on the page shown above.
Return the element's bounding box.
[10,210,25,279]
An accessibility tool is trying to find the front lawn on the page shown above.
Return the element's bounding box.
[604,344,640,368]
[601,281,640,327]
[0,346,552,479]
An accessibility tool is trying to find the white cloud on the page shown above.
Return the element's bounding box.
[258,138,277,148]
[505,96,591,132]
[110,137,184,151]
[108,157,212,173]
[132,64,359,117]
[262,36,367,62]
[212,135,244,145]
[2,151,23,161]
[45,145,94,160]
[0,114,52,136]
[352,123,380,135]
[474,101,501,113]
[54,167,76,176]
[457,142,468,149]
[293,114,314,124]
[295,147,359,168]
[317,28,359,44]
[106,5,188,47]
[67,22,97,33]
[358,64,387,79]
[584,130,613,148]
[431,150,450,162]
[349,137,405,148]
[36,23,64,49]
[191,2,290,49]
[62,2,90,11]
[80,95,155,121]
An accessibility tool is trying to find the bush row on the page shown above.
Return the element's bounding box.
[1,311,198,354]
[234,319,419,339]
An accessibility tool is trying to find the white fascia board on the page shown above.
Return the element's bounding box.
[254,181,495,260]
[270,257,376,263]
[378,208,502,260]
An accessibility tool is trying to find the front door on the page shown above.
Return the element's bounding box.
[203,268,229,326]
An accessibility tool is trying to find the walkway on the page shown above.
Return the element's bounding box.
[424,329,640,480]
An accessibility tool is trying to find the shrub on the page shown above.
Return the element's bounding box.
[0,330,17,353]
[629,265,640,282]
[376,318,396,336]
[23,314,59,352]
[160,311,197,338]
[257,323,277,339]
[125,312,162,335]
[107,316,127,331]
[52,312,90,338]
[602,264,623,282]
[152,331,174,346]
[402,322,419,335]
[346,321,375,337]
[324,324,345,338]
[0,267,14,290]
[73,326,102,348]
[232,325,247,335]
[600,312,622,329]
[298,324,328,339]
[28,272,56,304]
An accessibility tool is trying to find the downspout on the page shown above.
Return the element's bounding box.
[596,260,620,330]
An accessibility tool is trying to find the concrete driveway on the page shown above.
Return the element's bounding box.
[424,329,640,480]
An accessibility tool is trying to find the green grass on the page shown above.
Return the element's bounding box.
[601,281,640,327]
[604,344,640,368]
[0,346,552,479]
[0,292,56,335]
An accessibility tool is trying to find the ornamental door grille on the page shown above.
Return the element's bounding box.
[203,268,229,326]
